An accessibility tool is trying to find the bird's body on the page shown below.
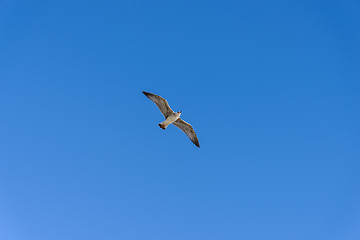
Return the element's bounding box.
[142,91,200,147]
[159,112,181,129]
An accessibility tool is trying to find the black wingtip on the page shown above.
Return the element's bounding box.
[143,91,154,98]
[142,91,150,98]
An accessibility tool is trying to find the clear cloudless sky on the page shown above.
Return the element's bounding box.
[0,0,359,239]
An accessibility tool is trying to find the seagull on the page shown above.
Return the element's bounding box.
[143,91,200,148]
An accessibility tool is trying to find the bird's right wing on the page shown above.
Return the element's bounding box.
[173,118,200,147]
[142,91,174,118]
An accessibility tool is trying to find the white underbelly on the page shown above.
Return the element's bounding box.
[161,114,180,126]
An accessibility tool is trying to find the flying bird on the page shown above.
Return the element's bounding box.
[143,91,200,148]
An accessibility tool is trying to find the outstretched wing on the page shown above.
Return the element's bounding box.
[143,91,174,118]
[173,118,200,147]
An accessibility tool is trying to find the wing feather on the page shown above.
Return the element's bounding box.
[142,91,174,118]
[173,118,200,147]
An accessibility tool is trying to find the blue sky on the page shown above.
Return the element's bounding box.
[0,0,359,239]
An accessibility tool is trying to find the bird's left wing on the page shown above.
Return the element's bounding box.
[173,118,200,147]
[142,91,174,118]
